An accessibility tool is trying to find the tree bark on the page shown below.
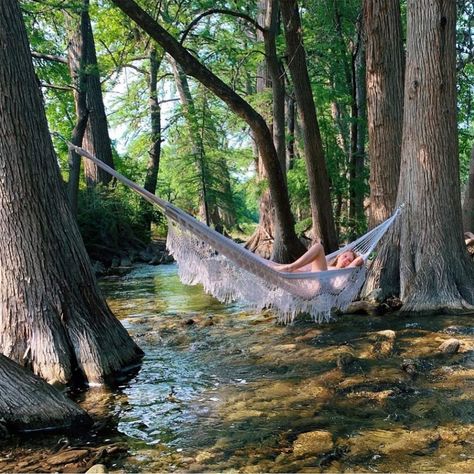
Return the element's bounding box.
[110,0,303,262]
[368,0,474,312]
[69,0,115,187]
[66,1,90,216]
[364,0,404,228]
[280,0,338,252]
[245,0,283,258]
[462,144,474,231]
[141,47,162,233]
[285,92,296,169]
[348,15,367,235]
[0,0,143,385]
[0,354,92,434]
[264,0,286,175]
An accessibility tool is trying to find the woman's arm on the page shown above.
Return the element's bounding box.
[348,256,364,267]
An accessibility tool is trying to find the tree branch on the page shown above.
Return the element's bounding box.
[31,51,68,64]
[180,9,264,45]
[40,82,74,92]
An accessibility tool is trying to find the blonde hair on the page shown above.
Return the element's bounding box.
[330,250,357,268]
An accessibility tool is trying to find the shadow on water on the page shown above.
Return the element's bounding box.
[2,263,474,473]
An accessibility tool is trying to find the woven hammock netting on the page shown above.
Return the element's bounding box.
[71,145,401,323]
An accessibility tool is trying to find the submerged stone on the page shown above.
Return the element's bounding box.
[292,430,334,456]
[438,338,461,354]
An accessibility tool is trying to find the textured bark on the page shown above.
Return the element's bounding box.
[245,0,282,258]
[66,2,90,216]
[0,355,91,433]
[111,0,303,262]
[364,0,404,228]
[264,0,286,176]
[68,0,115,187]
[0,0,143,385]
[462,144,474,231]
[285,93,296,169]
[142,47,162,232]
[280,0,338,252]
[367,0,474,312]
[348,16,367,234]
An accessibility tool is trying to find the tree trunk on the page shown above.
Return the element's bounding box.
[364,0,404,228]
[142,47,162,233]
[462,144,474,231]
[285,92,296,169]
[0,0,143,385]
[66,1,90,216]
[348,15,367,235]
[170,58,212,226]
[0,354,92,434]
[264,0,286,176]
[245,0,281,258]
[111,0,303,262]
[369,0,474,312]
[280,0,338,252]
[74,0,115,187]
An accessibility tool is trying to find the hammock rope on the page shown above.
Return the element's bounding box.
[69,144,401,323]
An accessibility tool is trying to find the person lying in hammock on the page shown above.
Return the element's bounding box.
[271,242,364,273]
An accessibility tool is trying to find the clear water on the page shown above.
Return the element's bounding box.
[87,264,474,473]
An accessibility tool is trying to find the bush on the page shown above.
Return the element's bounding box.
[77,185,152,264]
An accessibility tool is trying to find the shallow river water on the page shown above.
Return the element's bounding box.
[5,263,474,472]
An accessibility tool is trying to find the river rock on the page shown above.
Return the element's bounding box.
[401,358,418,376]
[438,338,460,354]
[371,330,396,358]
[347,428,440,456]
[336,350,356,370]
[48,449,90,465]
[86,464,108,473]
[292,430,334,456]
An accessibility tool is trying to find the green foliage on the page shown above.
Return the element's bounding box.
[77,185,149,261]
[22,0,474,253]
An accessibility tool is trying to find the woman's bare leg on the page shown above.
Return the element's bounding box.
[272,243,328,272]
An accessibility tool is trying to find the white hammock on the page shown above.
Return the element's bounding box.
[70,145,401,323]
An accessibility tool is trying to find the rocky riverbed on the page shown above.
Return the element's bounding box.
[2,264,474,473]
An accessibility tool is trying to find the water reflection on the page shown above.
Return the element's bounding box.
[98,264,474,473]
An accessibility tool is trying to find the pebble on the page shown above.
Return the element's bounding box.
[292,430,334,456]
[401,358,417,376]
[86,464,108,473]
[438,338,460,354]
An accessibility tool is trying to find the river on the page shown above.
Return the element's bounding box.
[2,263,474,472]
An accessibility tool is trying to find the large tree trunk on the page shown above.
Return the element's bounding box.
[111,0,303,262]
[141,47,162,233]
[0,0,143,385]
[364,0,404,228]
[69,0,115,187]
[0,354,91,434]
[264,0,286,175]
[462,144,474,231]
[368,0,474,312]
[245,0,283,258]
[280,0,338,252]
[66,1,90,216]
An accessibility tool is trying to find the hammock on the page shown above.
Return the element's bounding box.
[70,145,401,323]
